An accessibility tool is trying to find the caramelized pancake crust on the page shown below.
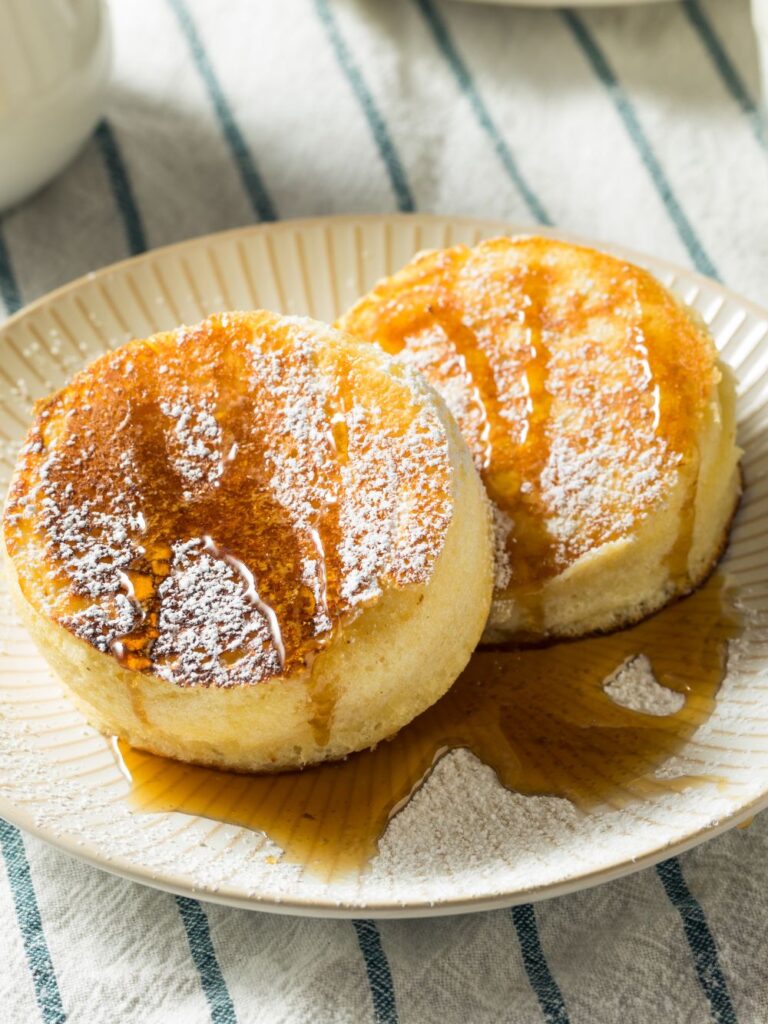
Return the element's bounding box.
[4,312,455,687]
[340,236,740,640]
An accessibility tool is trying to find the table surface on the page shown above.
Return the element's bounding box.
[0,1,766,1022]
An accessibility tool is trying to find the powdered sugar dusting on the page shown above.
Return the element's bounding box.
[10,441,147,653]
[151,539,282,686]
[248,319,454,613]
[540,430,674,555]
[337,404,400,605]
[538,327,679,557]
[398,325,492,468]
[160,388,223,497]
[247,329,341,635]
[603,655,686,716]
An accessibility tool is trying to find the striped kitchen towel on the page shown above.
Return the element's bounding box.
[1,0,767,1020]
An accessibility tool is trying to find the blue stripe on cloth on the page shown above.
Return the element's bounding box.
[313,0,415,213]
[560,10,719,280]
[413,0,552,226]
[353,920,398,1024]
[175,897,237,1024]
[511,904,570,1024]
[656,858,737,1024]
[167,0,277,222]
[681,0,766,151]
[0,222,22,315]
[93,120,148,257]
[0,819,66,1023]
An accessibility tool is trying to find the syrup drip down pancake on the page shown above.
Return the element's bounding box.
[339,236,741,642]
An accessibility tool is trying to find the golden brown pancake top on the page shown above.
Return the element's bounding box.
[3,312,454,686]
[339,236,719,595]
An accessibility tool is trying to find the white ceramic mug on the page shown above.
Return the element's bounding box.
[0,0,111,211]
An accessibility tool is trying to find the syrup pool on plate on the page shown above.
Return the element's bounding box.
[115,573,741,879]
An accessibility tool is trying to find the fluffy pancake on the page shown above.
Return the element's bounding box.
[338,236,741,642]
[2,311,493,771]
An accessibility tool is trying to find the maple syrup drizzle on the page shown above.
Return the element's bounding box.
[664,454,702,589]
[116,574,741,878]
[373,257,562,603]
[103,325,334,680]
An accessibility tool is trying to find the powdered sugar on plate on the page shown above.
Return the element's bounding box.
[603,655,686,716]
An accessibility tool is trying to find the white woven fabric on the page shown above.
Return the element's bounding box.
[0,1,766,1021]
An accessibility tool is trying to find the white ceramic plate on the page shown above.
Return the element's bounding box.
[1,214,767,919]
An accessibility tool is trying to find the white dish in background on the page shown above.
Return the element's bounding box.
[0,0,110,211]
[1,214,768,918]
